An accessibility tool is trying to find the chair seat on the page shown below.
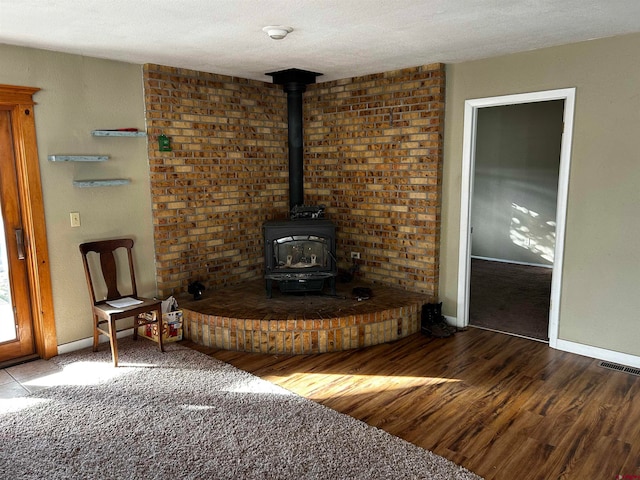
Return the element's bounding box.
[93,297,161,320]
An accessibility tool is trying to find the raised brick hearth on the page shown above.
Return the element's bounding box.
[178,280,429,354]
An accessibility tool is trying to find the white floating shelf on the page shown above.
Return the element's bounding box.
[91,130,146,137]
[73,179,131,188]
[49,155,109,162]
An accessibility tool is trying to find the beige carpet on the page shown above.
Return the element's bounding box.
[0,338,482,479]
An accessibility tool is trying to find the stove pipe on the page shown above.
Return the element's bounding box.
[266,69,322,210]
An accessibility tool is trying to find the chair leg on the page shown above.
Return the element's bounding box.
[108,317,119,367]
[156,307,165,353]
[93,315,100,352]
[132,316,139,341]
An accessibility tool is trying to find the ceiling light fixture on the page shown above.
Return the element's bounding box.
[262,25,293,40]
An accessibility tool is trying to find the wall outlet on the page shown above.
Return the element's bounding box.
[350,251,360,260]
[70,211,81,227]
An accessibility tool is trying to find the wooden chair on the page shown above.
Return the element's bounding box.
[79,238,164,366]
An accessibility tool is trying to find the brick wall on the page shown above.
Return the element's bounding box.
[304,64,445,295]
[143,63,445,297]
[143,65,289,296]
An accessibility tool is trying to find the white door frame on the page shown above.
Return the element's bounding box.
[456,88,576,347]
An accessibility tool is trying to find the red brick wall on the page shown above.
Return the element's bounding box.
[143,63,445,297]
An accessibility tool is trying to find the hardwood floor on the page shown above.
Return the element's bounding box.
[183,328,640,479]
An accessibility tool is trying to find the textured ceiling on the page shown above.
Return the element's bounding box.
[1,0,639,83]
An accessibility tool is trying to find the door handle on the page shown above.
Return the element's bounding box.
[15,229,25,260]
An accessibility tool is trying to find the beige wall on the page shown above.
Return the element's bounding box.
[442,33,640,356]
[0,44,156,346]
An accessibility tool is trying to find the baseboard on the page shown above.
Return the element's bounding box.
[445,315,640,369]
[554,339,640,369]
[444,315,459,328]
[57,329,134,355]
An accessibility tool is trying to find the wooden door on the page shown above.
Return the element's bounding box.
[0,109,35,361]
[0,84,57,361]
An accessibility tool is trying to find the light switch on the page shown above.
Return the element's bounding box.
[70,212,81,227]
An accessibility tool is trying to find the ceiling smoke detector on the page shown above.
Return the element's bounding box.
[262,25,293,40]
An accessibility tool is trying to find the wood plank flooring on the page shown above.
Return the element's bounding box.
[183,327,640,479]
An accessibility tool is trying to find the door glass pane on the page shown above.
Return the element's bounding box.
[0,205,16,343]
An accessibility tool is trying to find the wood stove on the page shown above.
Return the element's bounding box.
[264,68,337,297]
[264,219,337,297]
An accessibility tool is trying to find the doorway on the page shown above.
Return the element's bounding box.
[457,89,576,348]
[470,100,563,341]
